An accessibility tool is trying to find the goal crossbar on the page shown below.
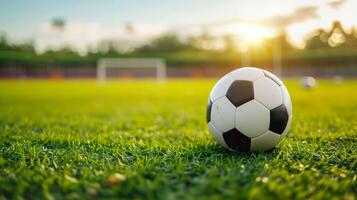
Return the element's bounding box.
[97,58,166,82]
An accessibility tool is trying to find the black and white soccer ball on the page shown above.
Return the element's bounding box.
[206,67,292,152]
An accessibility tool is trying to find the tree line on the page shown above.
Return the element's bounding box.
[0,21,356,68]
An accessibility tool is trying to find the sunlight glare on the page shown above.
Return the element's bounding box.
[224,23,275,50]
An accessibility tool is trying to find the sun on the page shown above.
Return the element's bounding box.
[239,24,268,46]
[223,23,275,49]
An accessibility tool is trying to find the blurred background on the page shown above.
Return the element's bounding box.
[0,0,356,79]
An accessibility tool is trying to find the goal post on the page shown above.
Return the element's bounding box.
[97,58,166,82]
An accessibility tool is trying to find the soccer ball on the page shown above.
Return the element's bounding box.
[301,76,316,88]
[333,75,343,84]
[206,67,292,152]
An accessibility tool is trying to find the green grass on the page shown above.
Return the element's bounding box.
[0,79,356,200]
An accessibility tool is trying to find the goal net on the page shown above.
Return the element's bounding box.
[97,58,166,82]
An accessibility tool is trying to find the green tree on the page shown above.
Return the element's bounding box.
[136,34,193,53]
[305,21,357,49]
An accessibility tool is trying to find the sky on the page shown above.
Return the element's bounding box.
[0,0,356,53]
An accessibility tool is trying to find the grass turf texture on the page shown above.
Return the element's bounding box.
[0,79,356,200]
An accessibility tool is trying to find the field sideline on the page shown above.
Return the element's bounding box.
[0,79,356,199]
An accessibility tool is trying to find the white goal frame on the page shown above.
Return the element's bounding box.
[97,58,166,82]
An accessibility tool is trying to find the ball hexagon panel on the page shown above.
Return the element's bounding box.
[253,76,283,110]
[206,98,212,123]
[269,104,289,134]
[281,86,292,116]
[250,130,281,152]
[222,128,251,152]
[263,70,283,86]
[235,100,270,138]
[210,97,236,133]
[208,122,228,148]
[209,74,234,102]
[230,67,265,82]
[226,80,254,107]
[279,116,292,141]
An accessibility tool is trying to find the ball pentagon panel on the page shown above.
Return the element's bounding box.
[206,98,213,123]
[269,104,289,135]
[222,128,251,152]
[225,80,254,107]
[280,116,293,141]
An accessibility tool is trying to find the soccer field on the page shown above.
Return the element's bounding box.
[0,79,356,199]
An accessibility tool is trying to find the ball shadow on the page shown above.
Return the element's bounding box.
[185,143,280,162]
